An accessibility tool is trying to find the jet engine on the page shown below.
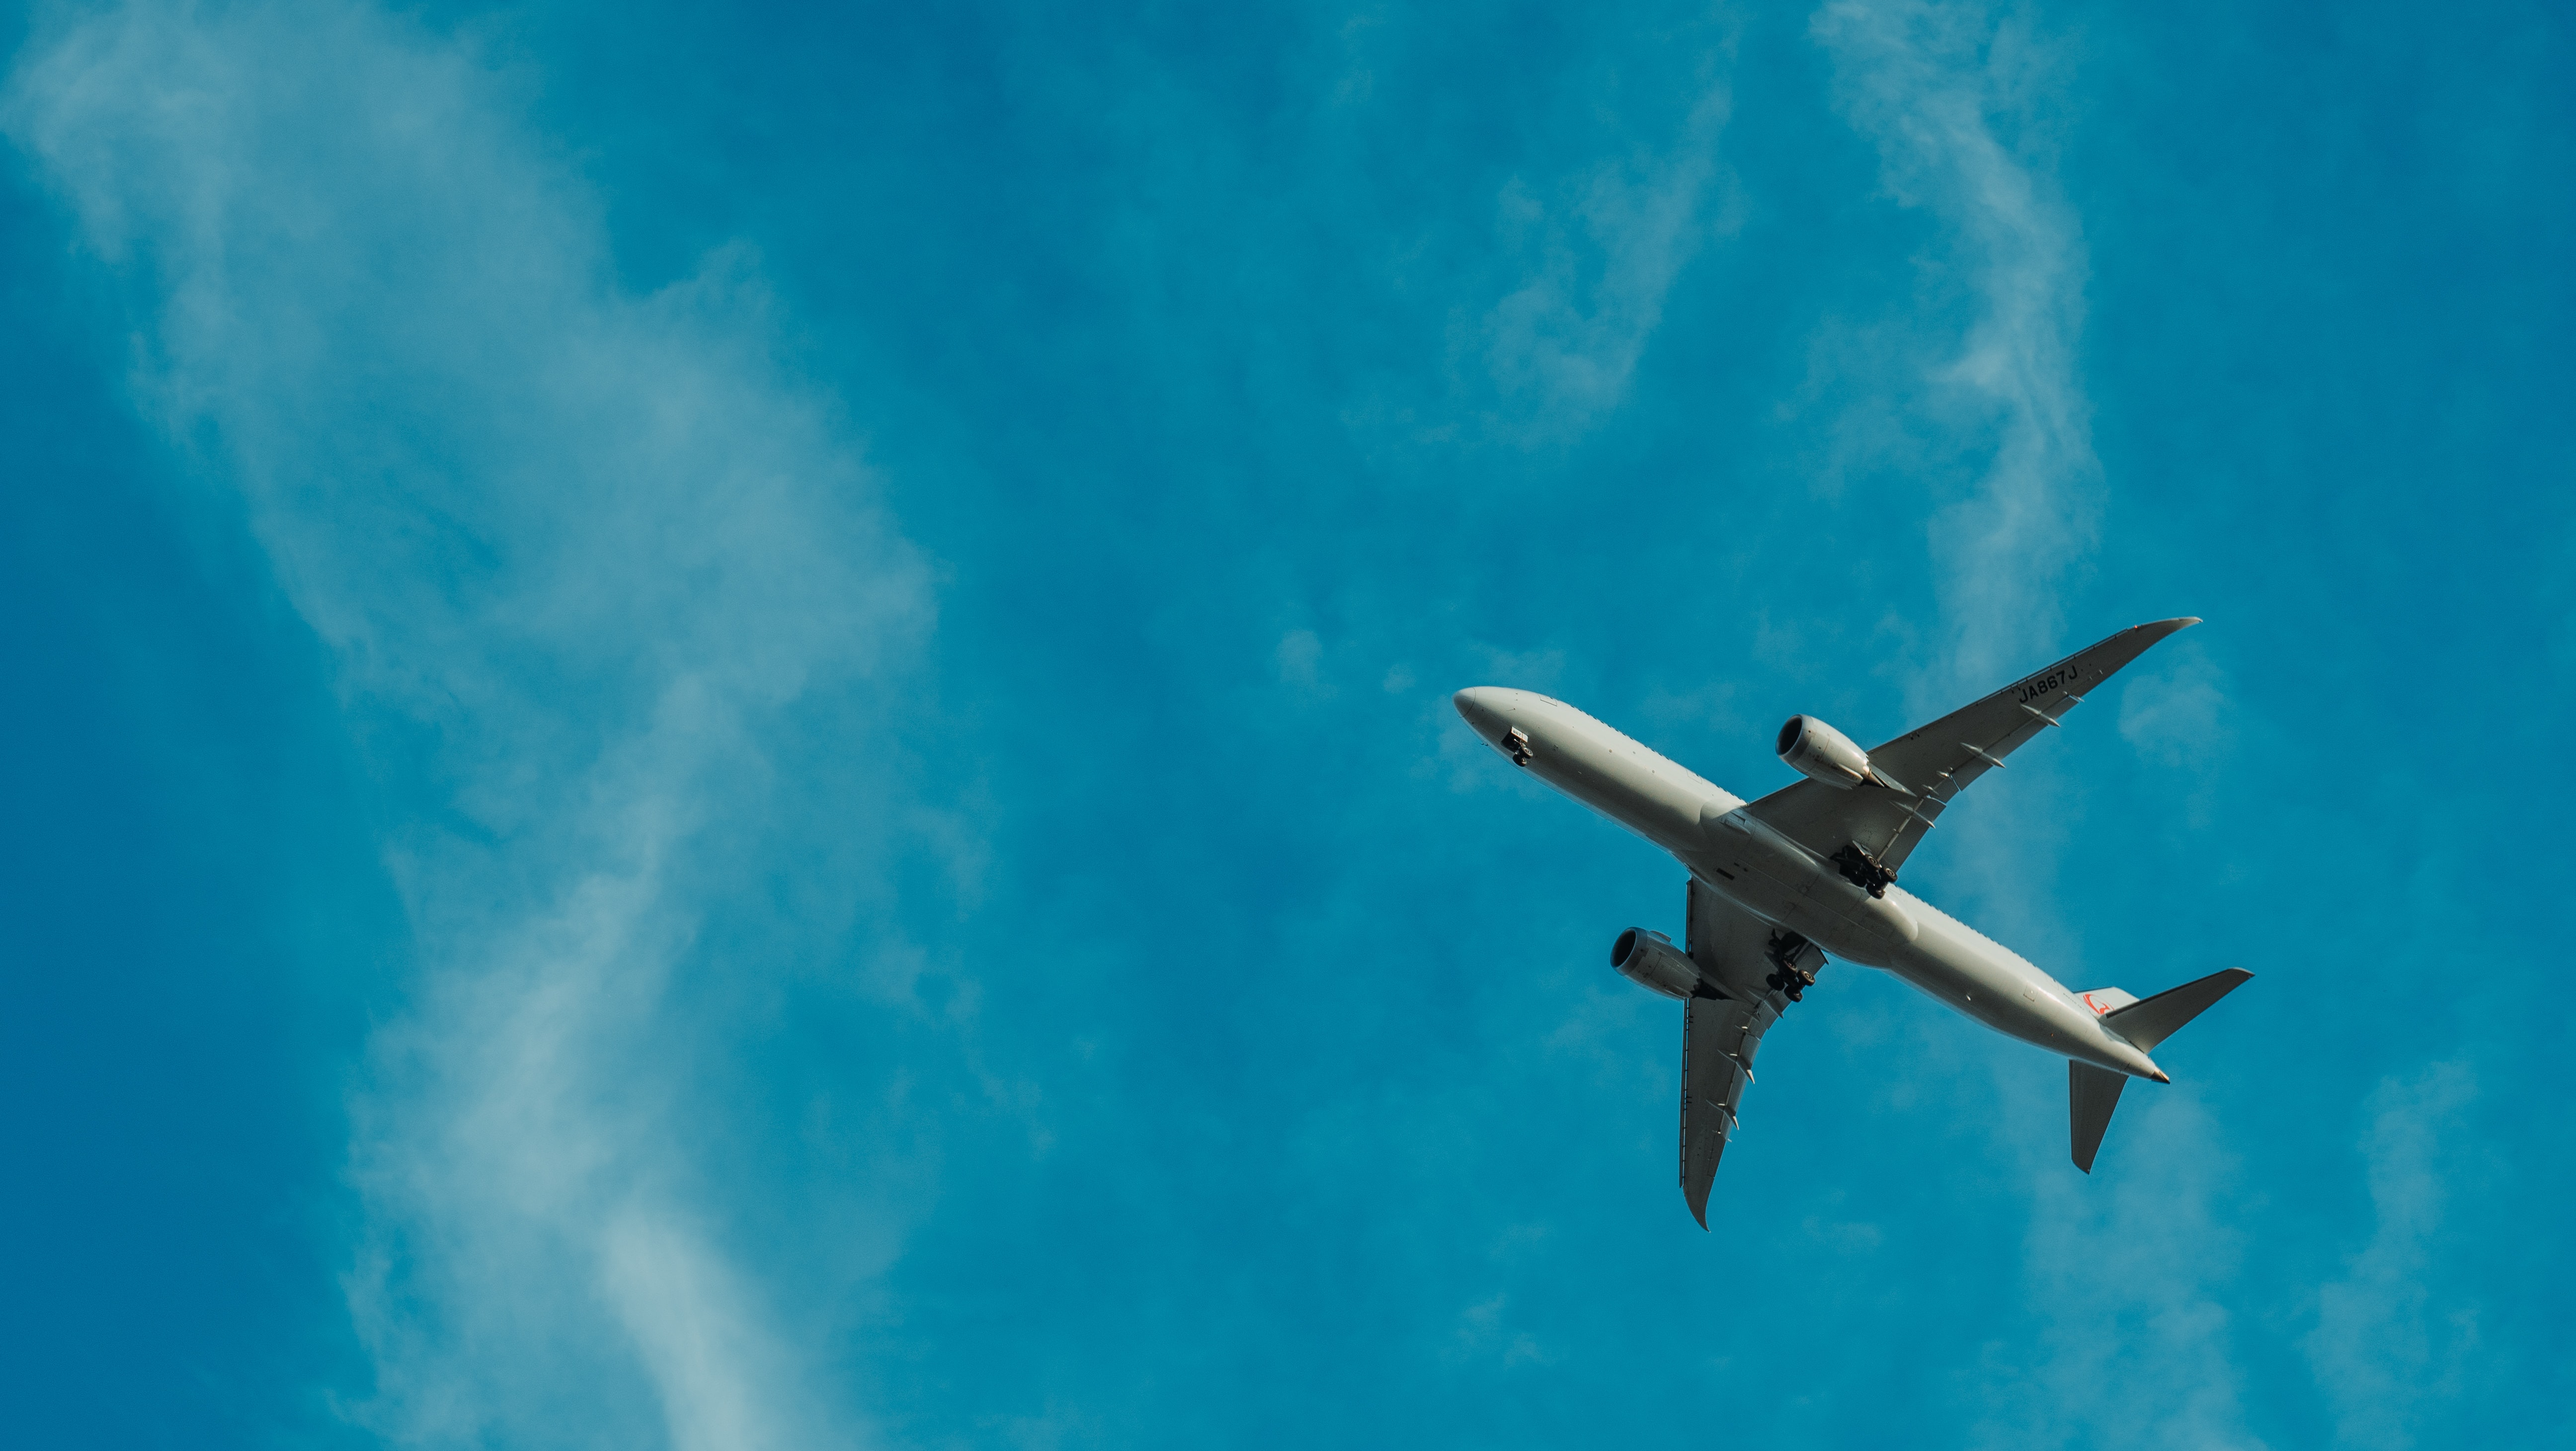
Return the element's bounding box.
[1776,715,1876,790]
[1610,928,1703,1000]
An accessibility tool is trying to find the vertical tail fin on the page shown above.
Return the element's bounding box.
[2070,967,2254,1171]
[2069,1062,2127,1172]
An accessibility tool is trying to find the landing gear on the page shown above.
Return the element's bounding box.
[1502,727,1535,767]
[1764,929,1821,1002]
[1767,967,1816,1002]
[1831,842,1897,898]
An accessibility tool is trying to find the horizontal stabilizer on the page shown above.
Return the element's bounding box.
[2103,967,2254,1052]
[2070,1061,2128,1173]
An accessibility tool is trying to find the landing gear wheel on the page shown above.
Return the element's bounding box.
[1763,929,1820,1003]
[1830,842,1897,898]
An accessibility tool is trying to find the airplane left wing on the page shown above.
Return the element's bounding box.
[1746,619,2199,880]
[1679,880,1815,1226]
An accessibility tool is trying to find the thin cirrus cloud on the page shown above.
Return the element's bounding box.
[1477,84,1736,442]
[7,2,930,1447]
[1815,0,2101,703]
[7,0,2553,1447]
[2303,1062,2483,1451]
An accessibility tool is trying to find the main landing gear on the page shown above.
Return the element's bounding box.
[1764,929,1820,1002]
[1831,842,1897,898]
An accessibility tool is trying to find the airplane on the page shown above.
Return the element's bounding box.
[1452,619,2250,1225]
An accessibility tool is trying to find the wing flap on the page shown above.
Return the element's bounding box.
[1681,993,1760,1226]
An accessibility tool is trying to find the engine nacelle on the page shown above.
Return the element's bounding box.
[1610,928,1703,1001]
[1776,715,1874,790]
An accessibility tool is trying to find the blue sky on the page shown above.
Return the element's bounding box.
[2,0,2570,1447]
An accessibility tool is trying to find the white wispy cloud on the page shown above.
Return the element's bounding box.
[2118,650,2232,772]
[1974,1094,2266,1451]
[2303,1063,2481,1451]
[1477,81,1735,441]
[8,3,931,1446]
[2118,643,2234,825]
[1813,0,2100,699]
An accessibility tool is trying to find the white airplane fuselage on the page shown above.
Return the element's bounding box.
[1455,686,2169,1082]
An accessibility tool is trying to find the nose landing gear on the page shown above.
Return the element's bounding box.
[1502,727,1535,767]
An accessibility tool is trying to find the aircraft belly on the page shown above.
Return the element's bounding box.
[1532,743,1722,858]
[1522,713,2133,1066]
[1687,810,1914,964]
[1691,865,1820,940]
[1879,910,2121,1062]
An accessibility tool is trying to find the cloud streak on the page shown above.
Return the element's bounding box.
[1478,81,1734,441]
[2304,1063,2481,1451]
[1813,6,2251,1448]
[1814,0,2100,697]
[9,3,930,1446]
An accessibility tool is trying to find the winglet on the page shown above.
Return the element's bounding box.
[2120,616,2200,650]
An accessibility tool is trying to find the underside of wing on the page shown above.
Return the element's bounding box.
[1747,618,2199,876]
[1682,994,1767,1226]
[1679,881,1816,1225]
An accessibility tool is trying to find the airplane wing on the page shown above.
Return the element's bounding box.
[1744,618,2199,878]
[1679,880,1815,1226]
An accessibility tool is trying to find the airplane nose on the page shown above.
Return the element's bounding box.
[1452,687,1502,730]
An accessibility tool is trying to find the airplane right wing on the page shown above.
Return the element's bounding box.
[1679,880,1819,1226]
[1747,618,2199,881]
